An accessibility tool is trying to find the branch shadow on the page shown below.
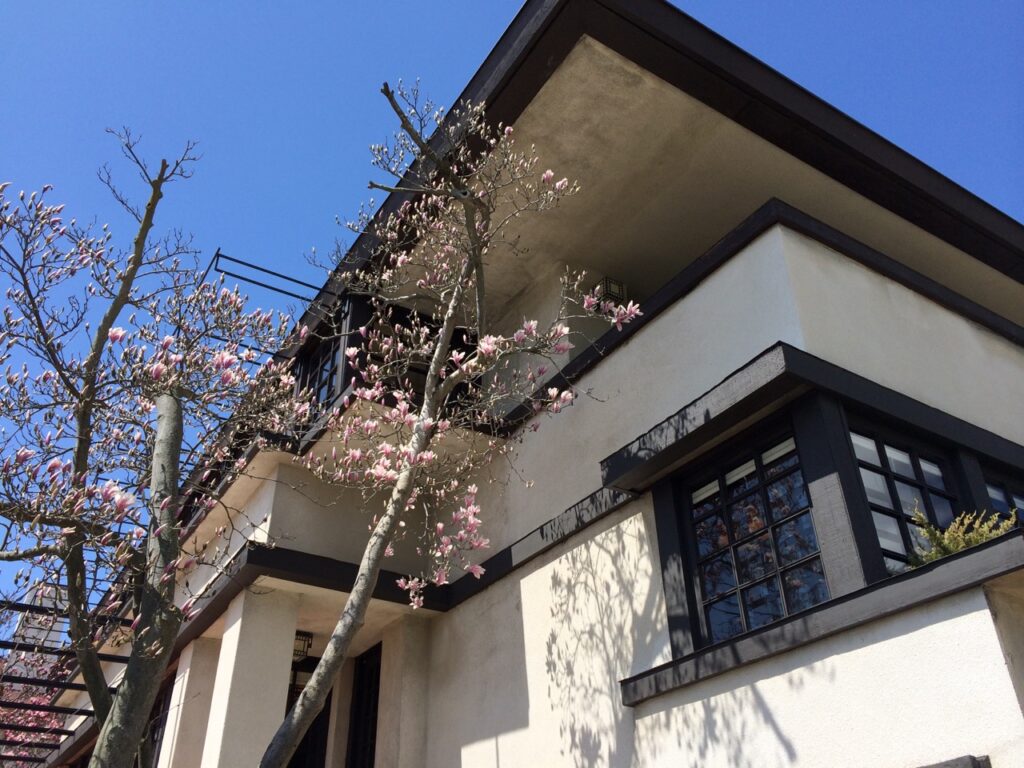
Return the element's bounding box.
[543,502,817,767]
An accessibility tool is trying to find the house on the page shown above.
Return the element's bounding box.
[41,0,1024,766]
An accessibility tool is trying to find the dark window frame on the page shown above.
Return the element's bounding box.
[979,462,1024,519]
[844,416,962,573]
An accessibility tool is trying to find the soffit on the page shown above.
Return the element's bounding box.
[483,36,1024,325]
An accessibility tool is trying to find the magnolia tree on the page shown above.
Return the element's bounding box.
[259,82,641,767]
[0,134,296,768]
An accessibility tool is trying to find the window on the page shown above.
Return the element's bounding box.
[684,435,829,644]
[298,338,341,406]
[849,430,958,574]
[981,475,1024,519]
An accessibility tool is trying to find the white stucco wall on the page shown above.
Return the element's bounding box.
[424,504,1023,768]
[780,227,1024,446]
[632,587,1024,768]
[424,499,673,767]
[473,226,807,553]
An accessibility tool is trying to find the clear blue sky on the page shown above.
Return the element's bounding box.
[2,0,1022,306]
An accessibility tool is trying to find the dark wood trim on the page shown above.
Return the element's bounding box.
[599,345,803,492]
[781,345,1024,470]
[953,450,994,518]
[243,545,450,613]
[916,757,991,768]
[620,529,1024,706]
[793,393,886,585]
[602,341,1024,495]
[0,700,92,717]
[650,481,697,658]
[0,724,74,738]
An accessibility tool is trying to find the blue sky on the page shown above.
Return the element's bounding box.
[3,0,1021,312]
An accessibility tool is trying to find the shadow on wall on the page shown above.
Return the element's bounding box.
[543,505,815,768]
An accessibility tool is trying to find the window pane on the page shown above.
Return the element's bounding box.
[860,468,893,509]
[873,511,906,555]
[743,578,784,630]
[894,481,924,518]
[930,494,954,528]
[884,557,909,575]
[781,558,829,613]
[1012,495,1024,513]
[851,433,880,465]
[695,513,729,559]
[884,445,915,479]
[775,512,819,565]
[701,551,737,599]
[729,494,767,539]
[908,524,931,556]
[764,452,799,479]
[726,460,758,497]
[736,532,775,584]
[919,459,946,491]
[762,438,798,478]
[761,437,796,466]
[691,480,720,518]
[766,471,810,521]
[988,484,1011,516]
[706,595,743,643]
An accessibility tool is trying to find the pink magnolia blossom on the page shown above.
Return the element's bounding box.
[107,326,127,343]
[150,362,167,380]
[541,169,554,184]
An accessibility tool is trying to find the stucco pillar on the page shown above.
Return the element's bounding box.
[156,636,221,768]
[376,616,431,768]
[200,588,299,768]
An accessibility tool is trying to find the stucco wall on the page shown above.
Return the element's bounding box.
[780,227,1024,446]
[424,498,672,767]
[473,226,807,553]
[424,504,1023,768]
[632,587,1024,768]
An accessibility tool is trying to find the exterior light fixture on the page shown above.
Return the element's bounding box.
[293,630,313,661]
[593,276,627,304]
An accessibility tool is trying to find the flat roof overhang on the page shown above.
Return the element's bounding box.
[301,0,1023,332]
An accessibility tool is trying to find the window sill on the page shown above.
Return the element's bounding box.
[620,529,1024,707]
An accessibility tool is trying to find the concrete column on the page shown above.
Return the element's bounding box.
[200,588,298,768]
[156,637,221,768]
[376,617,431,768]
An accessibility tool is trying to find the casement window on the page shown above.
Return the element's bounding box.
[682,434,830,644]
[298,338,342,406]
[982,478,1024,518]
[848,429,959,574]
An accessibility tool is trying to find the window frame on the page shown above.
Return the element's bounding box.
[844,416,961,572]
[674,420,831,646]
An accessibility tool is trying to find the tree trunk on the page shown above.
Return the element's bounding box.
[89,393,183,768]
[259,252,476,768]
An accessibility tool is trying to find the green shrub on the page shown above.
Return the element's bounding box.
[910,508,1017,566]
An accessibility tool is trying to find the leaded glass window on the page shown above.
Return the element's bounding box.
[686,436,829,644]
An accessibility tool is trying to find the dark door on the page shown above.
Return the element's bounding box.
[287,687,332,768]
[345,643,382,768]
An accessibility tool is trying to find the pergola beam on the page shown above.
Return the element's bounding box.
[0,640,128,664]
[0,674,115,694]
[0,723,74,736]
[0,700,93,717]
[0,738,60,749]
